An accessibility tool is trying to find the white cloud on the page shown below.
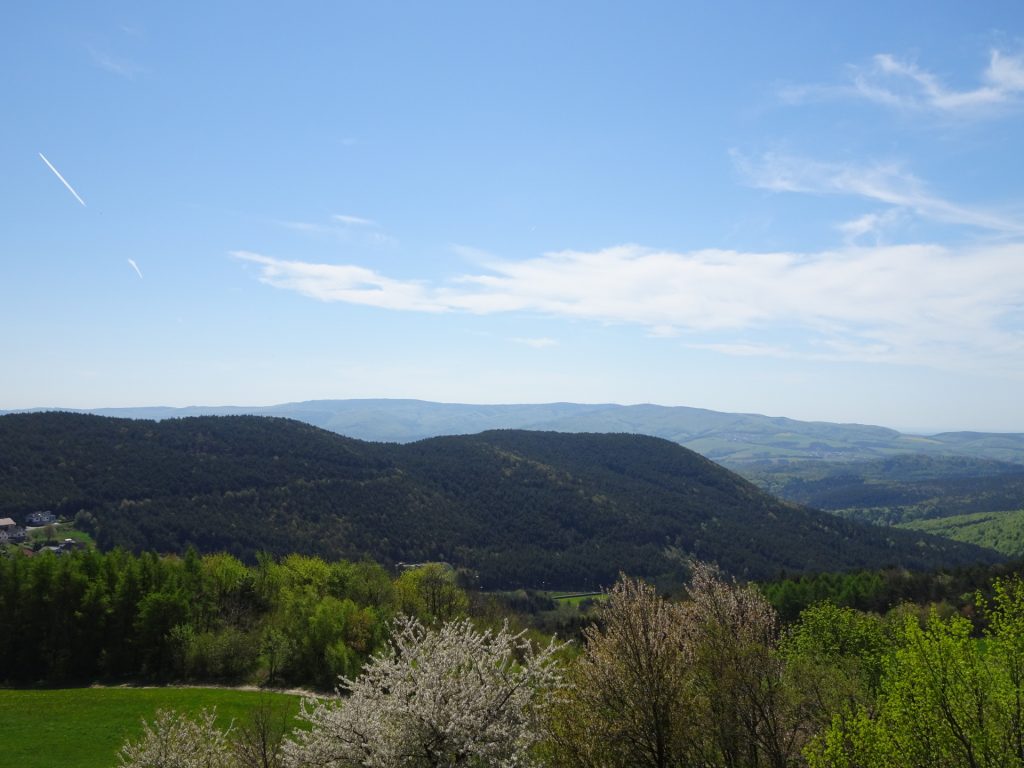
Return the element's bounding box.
[88,46,144,78]
[279,220,332,234]
[859,51,1024,111]
[837,210,904,244]
[278,216,397,246]
[233,242,1024,374]
[232,251,440,312]
[685,342,796,359]
[333,214,378,227]
[512,337,559,349]
[733,152,1024,235]
[783,49,1024,117]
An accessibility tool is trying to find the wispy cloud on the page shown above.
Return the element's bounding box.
[512,337,559,349]
[127,259,144,279]
[837,210,905,244]
[857,51,1024,111]
[279,220,332,234]
[782,49,1024,116]
[88,46,144,78]
[333,214,377,227]
[278,215,397,246]
[233,242,1024,374]
[233,251,437,312]
[733,151,1024,235]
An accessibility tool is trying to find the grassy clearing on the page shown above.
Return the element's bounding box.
[26,523,95,546]
[550,592,606,607]
[0,686,302,768]
[899,509,1024,557]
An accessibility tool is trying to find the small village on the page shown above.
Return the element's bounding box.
[0,510,87,555]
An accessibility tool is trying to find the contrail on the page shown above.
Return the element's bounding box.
[38,152,87,207]
[127,259,144,279]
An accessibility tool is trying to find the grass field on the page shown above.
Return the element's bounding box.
[898,509,1024,557]
[0,687,302,768]
[26,523,94,547]
[550,591,605,606]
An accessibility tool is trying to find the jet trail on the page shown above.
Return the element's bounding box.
[127,259,144,279]
[38,152,87,207]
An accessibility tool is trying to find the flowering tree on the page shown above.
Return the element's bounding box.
[118,708,233,768]
[282,615,564,768]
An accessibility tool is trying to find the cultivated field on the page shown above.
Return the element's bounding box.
[0,686,301,768]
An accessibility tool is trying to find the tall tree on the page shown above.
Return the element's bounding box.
[544,575,694,768]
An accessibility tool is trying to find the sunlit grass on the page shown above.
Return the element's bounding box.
[0,686,301,768]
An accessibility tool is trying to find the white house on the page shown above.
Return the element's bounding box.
[26,511,57,526]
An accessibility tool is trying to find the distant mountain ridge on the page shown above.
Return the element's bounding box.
[0,412,1001,588]
[5,399,1024,466]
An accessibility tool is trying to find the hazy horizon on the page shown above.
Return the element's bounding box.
[4,396,1017,437]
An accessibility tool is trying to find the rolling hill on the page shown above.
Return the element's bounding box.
[0,412,1002,588]
[6,399,1023,465]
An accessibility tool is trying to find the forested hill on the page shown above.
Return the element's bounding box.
[14,398,1024,465]
[0,413,1002,588]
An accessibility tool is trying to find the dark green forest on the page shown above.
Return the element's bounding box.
[0,413,1001,588]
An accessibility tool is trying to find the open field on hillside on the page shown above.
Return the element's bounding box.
[899,509,1024,558]
[0,687,301,768]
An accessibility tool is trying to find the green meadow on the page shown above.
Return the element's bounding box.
[898,508,1024,558]
[0,687,302,768]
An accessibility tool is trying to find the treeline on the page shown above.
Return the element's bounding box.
[762,559,1024,621]
[116,563,1024,768]
[0,548,470,688]
[5,543,1022,693]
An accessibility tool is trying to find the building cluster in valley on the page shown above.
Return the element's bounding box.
[0,511,77,553]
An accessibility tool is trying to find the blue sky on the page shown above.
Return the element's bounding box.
[4,2,1024,432]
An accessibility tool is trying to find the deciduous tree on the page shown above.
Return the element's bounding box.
[543,575,694,768]
[283,615,563,768]
[118,708,233,768]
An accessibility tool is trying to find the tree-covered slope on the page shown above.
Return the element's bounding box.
[14,399,1024,465]
[0,413,1002,588]
[743,454,1024,526]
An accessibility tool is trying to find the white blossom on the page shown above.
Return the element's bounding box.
[118,707,234,768]
[283,615,564,768]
